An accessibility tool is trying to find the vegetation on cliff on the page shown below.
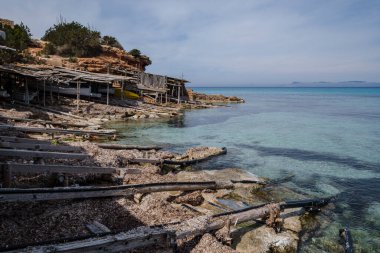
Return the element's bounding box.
[101,35,123,50]
[0,22,31,50]
[42,21,102,57]
[39,19,152,67]
[0,21,32,64]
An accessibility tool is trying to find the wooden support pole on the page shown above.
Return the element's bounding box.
[107,83,109,105]
[178,86,181,104]
[43,79,46,107]
[37,80,40,104]
[76,81,80,111]
[25,78,29,104]
[50,82,53,104]
[1,164,11,188]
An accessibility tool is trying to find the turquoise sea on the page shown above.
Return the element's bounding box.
[109,87,380,252]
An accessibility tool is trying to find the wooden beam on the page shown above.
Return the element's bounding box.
[3,226,176,253]
[0,125,116,136]
[43,79,46,107]
[128,158,163,165]
[0,163,135,175]
[76,81,80,111]
[0,181,233,202]
[0,141,82,153]
[0,136,51,144]
[0,148,89,160]
[106,83,109,106]
[0,116,93,128]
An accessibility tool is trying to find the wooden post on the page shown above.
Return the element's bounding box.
[25,78,29,104]
[107,65,110,106]
[37,80,40,104]
[107,83,110,105]
[76,81,80,111]
[178,86,181,104]
[1,164,11,188]
[50,82,53,104]
[43,79,46,107]
[57,82,60,100]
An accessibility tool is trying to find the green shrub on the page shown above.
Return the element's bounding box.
[42,21,102,57]
[101,35,124,50]
[1,22,32,50]
[42,42,57,55]
[129,48,141,57]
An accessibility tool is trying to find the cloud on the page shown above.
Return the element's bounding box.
[1,0,380,85]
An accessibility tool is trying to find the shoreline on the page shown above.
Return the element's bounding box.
[0,94,329,253]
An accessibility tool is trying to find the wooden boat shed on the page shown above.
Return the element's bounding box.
[112,67,189,104]
[0,64,132,108]
[0,64,190,106]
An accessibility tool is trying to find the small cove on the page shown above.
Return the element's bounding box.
[107,87,380,252]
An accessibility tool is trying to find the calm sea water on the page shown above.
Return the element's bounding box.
[108,87,380,252]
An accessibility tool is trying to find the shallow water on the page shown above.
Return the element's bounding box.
[108,87,380,252]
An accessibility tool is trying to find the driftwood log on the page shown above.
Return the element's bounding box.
[0,180,261,202]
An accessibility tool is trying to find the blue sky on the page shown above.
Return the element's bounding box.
[1,0,380,86]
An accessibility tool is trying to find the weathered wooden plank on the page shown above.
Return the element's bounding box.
[98,143,162,150]
[3,226,176,253]
[0,136,51,144]
[0,116,93,128]
[0,181,232,202]
[0,125,116,136]
[0,148,89,160]
[0,141,82,152]
[2,163,121,175]
[129,158,163,164]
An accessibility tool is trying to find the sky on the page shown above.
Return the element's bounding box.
[1,0,380,86]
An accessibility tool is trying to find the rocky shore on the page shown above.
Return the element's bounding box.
[0,97,329,253]
[187,89,245,104]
